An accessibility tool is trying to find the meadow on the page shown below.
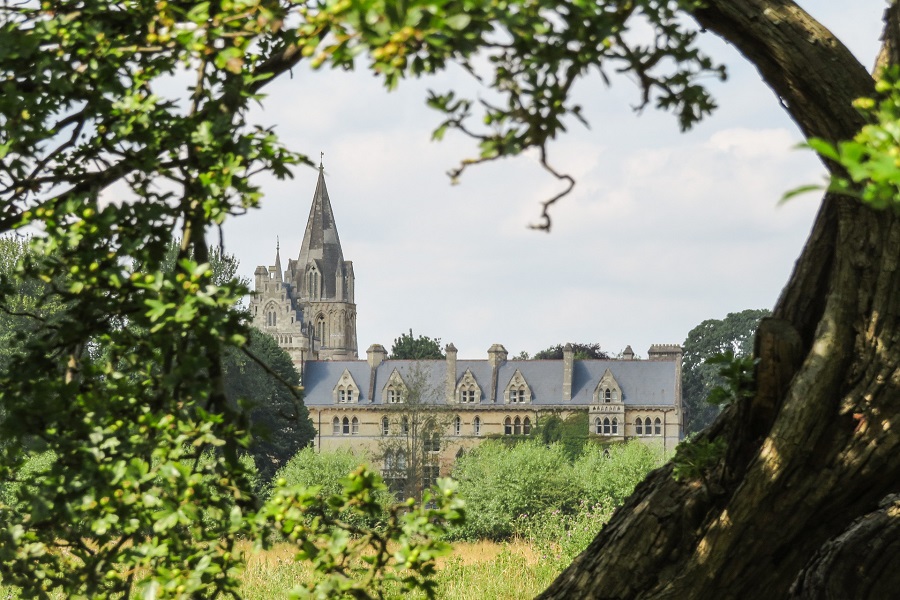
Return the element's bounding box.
[238,540,561,600]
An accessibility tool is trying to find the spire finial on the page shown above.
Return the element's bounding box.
[276,235,280,252]
[319,151,324,170]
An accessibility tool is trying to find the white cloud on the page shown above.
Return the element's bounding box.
[223,2,883,360]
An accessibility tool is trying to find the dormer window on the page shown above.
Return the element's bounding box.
[456,370,482,404]
[504,370,532,404]
[306,266,320,299]
[595,369,622,404]
[315,314,326,344]
[381,369,408,404]
[333,370,360,404]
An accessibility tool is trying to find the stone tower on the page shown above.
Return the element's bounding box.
[249,162,359,364]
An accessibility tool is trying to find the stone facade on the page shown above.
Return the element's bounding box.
[302,343,684,478]
[253,165,682,488]
[249,164,358,363]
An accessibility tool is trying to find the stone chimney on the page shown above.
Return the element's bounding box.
[366,343,387,403]
[623,345,635,360]
[487,343,508,367]
[648,344,682,361]
[562,343,574,401]
[445,343,458,402]
[367,343,387,368]
[487,344,507,403]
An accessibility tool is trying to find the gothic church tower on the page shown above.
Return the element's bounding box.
[249,163,358,364]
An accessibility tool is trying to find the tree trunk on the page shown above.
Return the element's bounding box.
[539,2,900,598]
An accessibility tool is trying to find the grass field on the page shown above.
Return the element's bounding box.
[0,539,562,599]
[238,539,560,599]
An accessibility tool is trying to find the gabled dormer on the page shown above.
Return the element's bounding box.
[381,369,408,404]
[594,368,622,404]
[455,369,482,404]
[504,369,532,404]
[332,369,360,403]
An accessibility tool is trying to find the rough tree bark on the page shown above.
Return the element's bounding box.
[539,1,900,598]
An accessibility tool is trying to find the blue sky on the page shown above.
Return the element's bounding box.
[225,1,887,359]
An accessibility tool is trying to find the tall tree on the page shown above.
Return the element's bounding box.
[223,328,316,484]
[682,309,770,434]
[389,329,444,360]
[533,343,610,360]
[378,362,450,501]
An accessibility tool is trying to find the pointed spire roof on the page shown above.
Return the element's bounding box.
[297,162,345,299]
[273,237,283,283]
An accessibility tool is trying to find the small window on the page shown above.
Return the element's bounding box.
[635,418,643,436]
[342,417,350,435]
[381,416,389,436]
[338,388,347,403]
[523,417,531,435]
[401,416,409,435]
[454,415,461,436]
[387,389,402,404]
[504,417,512,435]
[594,417,602,435]
[612,417,618,435]
[513,416,522,435]
[603,417,611,435]
[604,388,611,402]
[474,416,481,436]
[654,417,662,436]
[461,389,476,403]
[332,417,340,435]
[612,389,618,401]
[644,417,652,436]
[351,417,359,435]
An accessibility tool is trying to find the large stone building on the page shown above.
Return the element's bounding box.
[251,165,683,484]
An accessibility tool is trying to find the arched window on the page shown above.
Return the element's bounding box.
[604,388,611,402]
[594,417,602,434]
[337,388,347,403]
[342,417,350,435]
[612,417,618,435]
[513,416,522,435]
[401,416,409,435]
[635,418,643,436]
[654,417,662,435]
[396,451,407,471]
[504,417,512,435]
[381,416,389,436]
[603,417,611,435]
[474,416,481,436]
[332,417,340,435]
[523,417,531,435]
[644,417,652,436]
[316,315,326,344]
[387,389,402,404]
[307,269,320,298]
[454,415,461,436]
[612,389,618,401]
[351,417,359,435]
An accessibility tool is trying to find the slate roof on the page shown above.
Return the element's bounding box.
[302,358,677,407]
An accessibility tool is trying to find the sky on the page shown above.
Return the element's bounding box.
[224,1,887,360]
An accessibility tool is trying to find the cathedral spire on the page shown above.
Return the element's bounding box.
[297,164,345,300]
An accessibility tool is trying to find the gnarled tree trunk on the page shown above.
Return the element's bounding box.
[539,1,900,598]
